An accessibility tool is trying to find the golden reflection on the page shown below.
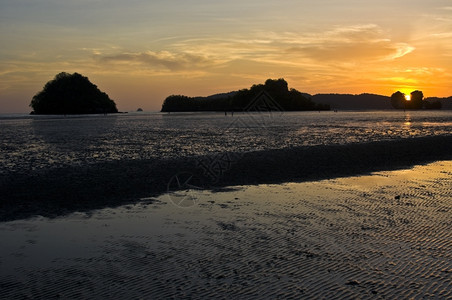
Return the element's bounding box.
[403,113,412,130]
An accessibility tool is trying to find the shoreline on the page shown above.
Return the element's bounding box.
[1,135,452,221]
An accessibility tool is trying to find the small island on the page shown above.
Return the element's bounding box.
[30,72,118,114]
[390,90,442,109]
[161,78,330,112]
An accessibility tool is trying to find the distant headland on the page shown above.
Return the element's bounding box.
[310,92,448,110]
[29,72,118,115]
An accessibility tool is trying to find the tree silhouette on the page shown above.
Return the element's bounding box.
[161,78,330,112]
[161,95,193,112]
[408,90,424,109]
[231,78,329,111]
[30,72,118,114]
[424,99,442,109]
[390,91,405,109]
[391,90,427,110]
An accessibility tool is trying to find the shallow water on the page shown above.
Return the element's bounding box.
[1,110,451,175]
[0,161,450,299]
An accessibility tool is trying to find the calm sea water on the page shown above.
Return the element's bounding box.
[1,110,451,175]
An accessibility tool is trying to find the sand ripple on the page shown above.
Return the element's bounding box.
[0,161,450,299]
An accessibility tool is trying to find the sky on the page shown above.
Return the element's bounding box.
[1,0,452,113]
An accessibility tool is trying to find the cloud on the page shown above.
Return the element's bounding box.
[91,24,415,77]
[162,24,415,69]
[98,50,217,71]
[431,32,452,38]
[284,24,415,62]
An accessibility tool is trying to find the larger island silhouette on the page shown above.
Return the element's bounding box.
[161,78,330,112]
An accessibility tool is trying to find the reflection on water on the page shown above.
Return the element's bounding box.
[1,111,451,174]
[403,112,412,132]
[404,112,412,126]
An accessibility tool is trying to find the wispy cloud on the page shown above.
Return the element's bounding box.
[155,24,415,68]
[86,23,417,90]
[98,50,219,71]
[284,24,414,62]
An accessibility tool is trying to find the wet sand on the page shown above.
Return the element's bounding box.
[1,160,450,299]
[1,135,451,221]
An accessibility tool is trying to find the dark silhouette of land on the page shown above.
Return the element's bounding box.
[162,79,452,111]
[390,90,443,109]
[293,92,448,110]
[424,96,452,109]
[311,93,392,110]
[30,72,118,115]
[161,79,330,112]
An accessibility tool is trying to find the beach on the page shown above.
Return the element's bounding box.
[3,0,452,297]
[1,111,452,221]
[1,111,451,298]
[1,160,451,299]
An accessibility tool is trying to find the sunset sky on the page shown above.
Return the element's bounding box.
[1,0,452,113]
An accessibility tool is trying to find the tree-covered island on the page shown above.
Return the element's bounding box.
[390,90,442,109]
[30,72,118,114]
[161,78,330,112]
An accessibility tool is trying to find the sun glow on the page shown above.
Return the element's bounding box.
[405,94,411,101]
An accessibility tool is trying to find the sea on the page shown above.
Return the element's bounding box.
[1,110,452,175]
